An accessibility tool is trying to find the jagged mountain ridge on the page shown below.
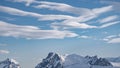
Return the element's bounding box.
[0,58,20,68]
[35,52,63,68]
[35,52,115,68]
[0,53,120,68]
[85,55,112,66]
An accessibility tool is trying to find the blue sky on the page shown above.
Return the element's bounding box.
[0,0,120,68]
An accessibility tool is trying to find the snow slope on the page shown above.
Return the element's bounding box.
[107,57,120,67]
[111,62,120,67]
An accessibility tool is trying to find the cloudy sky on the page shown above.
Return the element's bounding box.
[0,0,120,68]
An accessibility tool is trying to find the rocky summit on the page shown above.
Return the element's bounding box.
[35,52,63,68]
[0,58,20,68]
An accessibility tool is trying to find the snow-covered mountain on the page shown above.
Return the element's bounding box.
[0,58,20,68]
[85,55,112,66]
[107,57,120,62]
[35,52,118,68]
[35,52,63,68]
[106,57,120,67]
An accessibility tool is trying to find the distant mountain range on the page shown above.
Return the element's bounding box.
[35,52,117,68]
[107,57,120,62]
[0,52,120,68]
[106,57,120,67]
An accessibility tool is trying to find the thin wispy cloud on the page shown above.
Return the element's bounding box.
[33,1,113,16]
[106,35,117,39]
[103,34,120,44]
[9,0,114,16]
[51,19,119,30]
[49,5,114,29]
[100,0,120,13]
[9,0,36,6]
[51,20,97,29]
[0,5,74,21]
[0,4,116,30]
[99,21,120,28]
[0,16,16,21]
[0,50,10,54]
[33,1,92,15]
[78,35,91,39]
[0,21,78,39]
[108,38,120,44]
[0,1,119,40]
[99,15,118,23]
[92,5,113,15]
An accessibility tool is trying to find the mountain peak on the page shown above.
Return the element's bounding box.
[85,56,113,66]
[5,58,19,64]
[46,52,59,59]
[0,58,20,68]
[35,52,63,68]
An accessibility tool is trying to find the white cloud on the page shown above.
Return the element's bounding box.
[10,0,36,6]
[0,21,78,39]
[0,50,9,54]
[103,34,119,41]
[0,4,116,30]
[33,1,93,15]
[99,21,120,28]
[103,38,109,41]
[34,2,118,29]
[92,5,113,15]
[0,5,74,21]
[108,38,120,44]
[78,35,91,39]
[52,16,119,30]
[105,35,117,39]
[0,5,40,16]
[99,15,118,23]
[39,15,74,21]
[33,1,113,16]
[0,5,100,30]
[37,3,113,29]
[103,34,120,44]
[64,22,96,29]
[52,21,97,29]
[100,0,120,13]
[51,14,98,29]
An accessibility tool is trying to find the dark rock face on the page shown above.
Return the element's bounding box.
[35,52,63,68]
[0,58,20,68]
[85,56,113,66]
[93,58,113,66]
